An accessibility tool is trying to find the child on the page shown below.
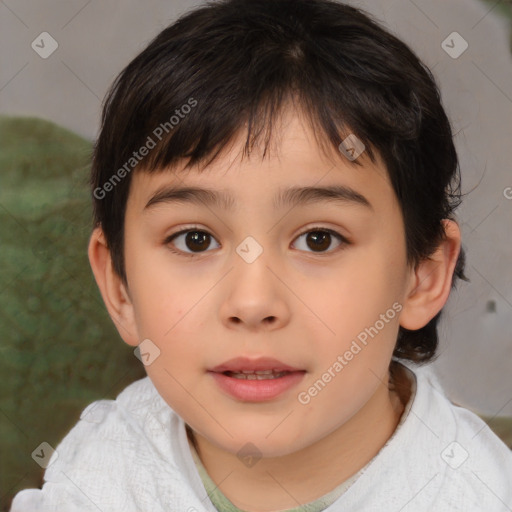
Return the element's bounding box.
[11,0,512,510]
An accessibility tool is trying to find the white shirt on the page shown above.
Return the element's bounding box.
[10,363,512,511]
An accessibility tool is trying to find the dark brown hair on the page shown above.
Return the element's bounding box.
[91,0,467,363]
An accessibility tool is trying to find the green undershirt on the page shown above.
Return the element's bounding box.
[188,440,364,512]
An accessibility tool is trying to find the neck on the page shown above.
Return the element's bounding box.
[188,364,409,512]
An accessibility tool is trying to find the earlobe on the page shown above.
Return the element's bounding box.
[399,220,461,331]
[87,227,140,346]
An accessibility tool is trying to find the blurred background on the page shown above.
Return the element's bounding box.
[1,0,511,509]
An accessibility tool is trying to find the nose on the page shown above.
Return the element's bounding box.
[219,250,291,332]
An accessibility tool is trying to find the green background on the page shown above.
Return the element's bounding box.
[0,116,145,510]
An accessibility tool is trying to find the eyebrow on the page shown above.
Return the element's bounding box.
[144,184,373,211]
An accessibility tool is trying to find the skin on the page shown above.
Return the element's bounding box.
[89,107,461,511]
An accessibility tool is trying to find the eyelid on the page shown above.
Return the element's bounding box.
[165,225,220,257]
[164,224,350,257]
[291,226,350,254]
[296,224,350,241]
[166,224,213,238]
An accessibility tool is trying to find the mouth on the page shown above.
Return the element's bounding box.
[221,369,295,380]
[209,356,304,374]
[208,357,306,402]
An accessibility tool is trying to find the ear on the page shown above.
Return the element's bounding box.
[87,227,140,347]
[399,219,461,330]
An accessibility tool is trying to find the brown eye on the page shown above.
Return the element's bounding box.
[293,229,346,253]
[306,231,331,251]
[168,230,220,254]
[186,231,211,251]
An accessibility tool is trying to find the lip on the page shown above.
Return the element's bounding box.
[209,371,305,402]
[208,357,306,402]
[209,356,303,373]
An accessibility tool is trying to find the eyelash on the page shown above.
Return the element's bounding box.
[164,225,350,258]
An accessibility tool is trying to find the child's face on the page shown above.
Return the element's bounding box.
[121,109,415,457]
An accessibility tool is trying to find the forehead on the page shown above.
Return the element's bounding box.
[127,110,394,215]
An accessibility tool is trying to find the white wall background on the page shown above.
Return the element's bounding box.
[0,0,511,416]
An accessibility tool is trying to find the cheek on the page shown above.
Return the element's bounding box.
[303,247,405,367]
[314,256,398,326]
[127,261,214,378]
[126,247,204,333]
